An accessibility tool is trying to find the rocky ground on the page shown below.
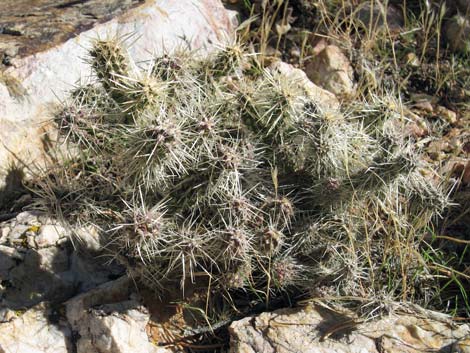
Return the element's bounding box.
[0,1,469,352]
[1,211,470,352]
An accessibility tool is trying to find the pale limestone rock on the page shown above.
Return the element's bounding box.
[0,0,235,186]
[5,224,30,243]
[0,212,124,310]
[230,306,376,353]
[66,276,132,328]
[14,211,40,224]
[269,61,340,112]
[75,302,168,353]
[0,244,22,257]
[0,227,9,243]
[305,45,356,98]
[0,244,23,260]
[229,305,470,353]
[35,224,67,248]
[1,243,123,309]
[1,211,44,244]
[0,303,72,353]
[66,277,170,353]
[1,211,67,248]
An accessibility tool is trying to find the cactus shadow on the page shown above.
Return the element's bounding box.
[0,165,30,220]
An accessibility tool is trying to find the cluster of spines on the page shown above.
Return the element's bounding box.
[45,37,450,311]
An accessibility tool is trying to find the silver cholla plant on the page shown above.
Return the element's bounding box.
[38,37,449,312]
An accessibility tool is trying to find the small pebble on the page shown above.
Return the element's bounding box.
[405,52,420,67]
[289,48,301,59]
[413,100,433,113]
[436,106,457,124]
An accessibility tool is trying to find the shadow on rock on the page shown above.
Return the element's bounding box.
[0,165,30,219]
[0,209,125,353]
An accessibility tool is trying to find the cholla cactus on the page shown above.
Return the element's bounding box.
[89,39,130,91]
[35,37,450,320]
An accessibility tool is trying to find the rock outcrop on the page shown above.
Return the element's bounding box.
[0,211,171,353]
[0,275,171,353]
[65,277,168,353]
[229,304,470,353]
[0,211,123,310]
[2,195,469,352]
[0,302,73,353]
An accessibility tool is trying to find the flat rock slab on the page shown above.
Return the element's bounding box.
[0,302,73,353]
[229,304,470,353]
[0,0,235,186]
[0,0,144,60]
